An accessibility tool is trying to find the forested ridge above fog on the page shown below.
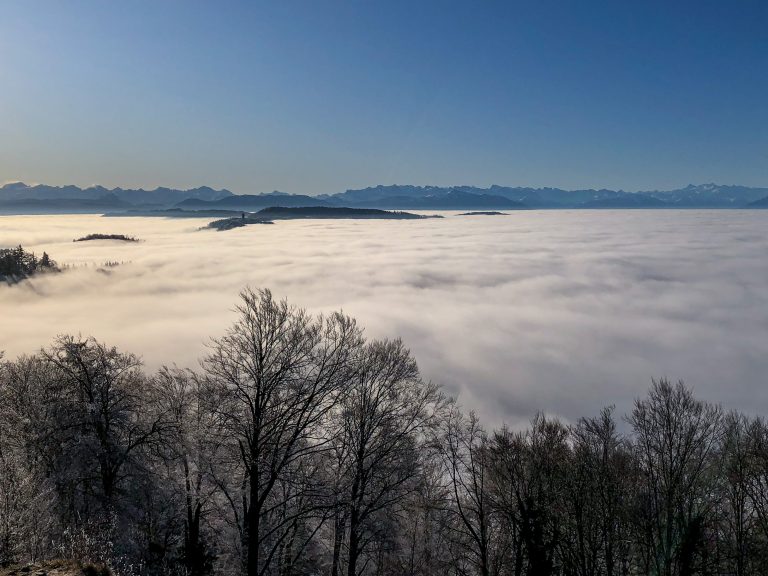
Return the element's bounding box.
[2,288,768,576]
[0,245,58,283]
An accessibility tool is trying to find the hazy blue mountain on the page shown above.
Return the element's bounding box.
[581,194,669,208]
[329,183,768,208]
[103,208,245,218]
[0,193,131,214]
[0,182,232,207]
[176,192,330,210]
[3,181,768,213]
[469,185,628,207]
[116,185,232,205]
[329,185,628,208]
[334,189,527,210]
[328,185,631,208]
[324,185,461,205]
[748,195,768,208]
[643,184,768,207]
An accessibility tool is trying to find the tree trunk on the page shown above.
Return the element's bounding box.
[347,504,361,576]
[331,511,345,576]
[247,464,260,576]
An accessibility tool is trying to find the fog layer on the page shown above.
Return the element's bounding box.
[1,211,767,427]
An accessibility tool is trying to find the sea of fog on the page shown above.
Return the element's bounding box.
[1,211,767,428]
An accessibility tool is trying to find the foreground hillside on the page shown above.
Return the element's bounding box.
[0,561,110,576]
[2,288,768,576]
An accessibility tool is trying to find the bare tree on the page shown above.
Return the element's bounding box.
[42,336,169,518]
[150,367,228,575]
[0,356,56,566]
[628,379,723,576]
[717,412,763,576]
[395,457,452,576]
[742,417,768,569]
[201,288,362,576]
[440,407,499,576]
[564,407,634,576]
[334,338,443,576]
[5,290,768,576]
[0,353,71,566]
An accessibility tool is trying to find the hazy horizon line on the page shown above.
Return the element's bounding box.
[3,179,767,197]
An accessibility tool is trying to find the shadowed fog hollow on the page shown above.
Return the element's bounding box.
[1,211,767,427]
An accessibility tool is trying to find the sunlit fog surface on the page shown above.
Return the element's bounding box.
[2,212,767,427]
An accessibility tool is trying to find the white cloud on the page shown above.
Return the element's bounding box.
[2,210,768,428]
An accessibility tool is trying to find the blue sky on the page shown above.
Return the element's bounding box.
[1,0,766,194]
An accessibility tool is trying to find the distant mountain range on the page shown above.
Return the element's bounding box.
[326,184,768,209]
[748,195,768,208]
[177,192,329,211]
[2,181,768,213]
[0,182,231,212]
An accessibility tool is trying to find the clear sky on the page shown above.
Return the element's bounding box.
[1,0,766,194]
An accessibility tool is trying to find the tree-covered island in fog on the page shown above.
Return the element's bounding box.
[0,245,58,283]
[74,234,139,243]
[205,207,440,231]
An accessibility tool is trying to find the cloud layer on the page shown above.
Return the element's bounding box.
[2,211,768,428]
